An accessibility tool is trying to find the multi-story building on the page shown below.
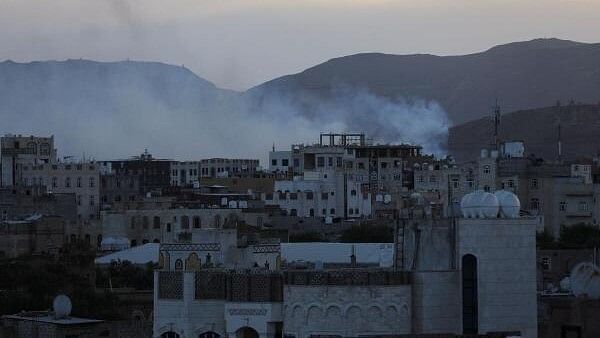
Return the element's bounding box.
[1,134,57,187]
[20,161,100,221]
[104,151,172,194]
[171,161,200,187]
[153,192,538,338]
[200,158,260,178]
[264,133,424,221]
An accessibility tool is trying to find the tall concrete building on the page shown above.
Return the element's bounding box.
[0,134,57,187]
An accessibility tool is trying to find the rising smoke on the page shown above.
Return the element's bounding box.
[0,60,450,163]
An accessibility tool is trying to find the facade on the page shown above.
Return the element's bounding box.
[20,161,100,221]
[0,134,57,187]
[105,151,172,194]
[200,158,260,178]
[171,161,201,187]
[268,150,291,174]
[153,193,539,338]
[0,216,66,258]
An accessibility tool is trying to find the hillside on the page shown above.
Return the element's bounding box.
[448,104,600,162]
[250,38,600,124]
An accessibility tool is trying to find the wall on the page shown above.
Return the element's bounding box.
[283,285,411,338]
[458,218,538,338]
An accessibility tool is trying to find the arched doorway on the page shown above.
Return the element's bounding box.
[160,332,180,338]
[236,327,259,338]
[199,332,220,338]
[462,254,478,334]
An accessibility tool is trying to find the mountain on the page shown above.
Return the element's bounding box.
[250,38,600,124]
[448,103,600,162]
[0,59,241,159]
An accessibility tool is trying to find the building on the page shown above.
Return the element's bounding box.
[1,134,56,187]
[104,151,172,194]
[20,161,100,221]
[0,215,66,258]
[171,161,201,187]
[268,150,291,174]
[200,158,260,178]
[153,191,538,338]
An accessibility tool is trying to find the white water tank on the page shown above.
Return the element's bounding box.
[570,262,600,299]
[53,295,72,319]
[461,190,499,218]
[494,190,521,218]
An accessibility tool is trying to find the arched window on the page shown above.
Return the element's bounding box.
[181,216,189,229]
[65,177,71,188]
[193,216,201,229]
[174,259,183,270]
[462,254,478,334]
[185,253,201,270]
[153,216,161,229]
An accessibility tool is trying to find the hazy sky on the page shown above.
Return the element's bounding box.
[1,0,599,90]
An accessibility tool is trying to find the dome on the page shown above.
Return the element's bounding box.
[53,294,72,319]
[494,190,521,218]
[570,262,600,299]
[460,190,499,218]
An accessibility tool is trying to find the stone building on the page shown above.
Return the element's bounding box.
[153,191,538,338]
[103,151,173,194]
[200,158,260,178]
[171,161,201,187]
[20,161,100,221]
[0,134,57,187]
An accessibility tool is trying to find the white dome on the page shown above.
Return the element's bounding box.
[53,294,72,319]
[494,190,521,218]
[570,262,600,299]
[461,190,499,219]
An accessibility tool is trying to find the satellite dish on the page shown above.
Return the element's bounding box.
[53,294,72,319]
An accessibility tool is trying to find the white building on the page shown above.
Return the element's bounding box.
[268,150,292,173]
[153,191,538,338]
[20,161,100,221]
[171,161,200,187]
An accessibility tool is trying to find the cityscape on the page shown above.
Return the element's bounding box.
[1,1,600,338]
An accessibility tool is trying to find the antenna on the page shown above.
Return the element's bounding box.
[492,99,501,150]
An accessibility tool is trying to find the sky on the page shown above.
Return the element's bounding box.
[1,0,599,91]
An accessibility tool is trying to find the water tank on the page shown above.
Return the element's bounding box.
[570,262,600,299]
[494,190,521,218]
[461,190,499,218]
[53,294,72,319]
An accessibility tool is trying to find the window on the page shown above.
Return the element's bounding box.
[175,259,183,270]
[349,208,354,215]
[483,185,491,192]
[322,208,327,215]
[321,192,328,200]
[381,162,388,169]
[419,175,424,183]
[468,179,474,188]
[89,177,95,187]
[290,193,298,200]
[306,191,313,200]
[530,198,540,211]
[193,216,201,228]
[355,208,359,214]
[530,178,539,189]
[153,216,161,229]
[167,223,172,232]
[77,177,82,188]
[143,216,149,229]
[77,195,82,206]
[578,201,589,212]
[429,175,436,183]
[282,159,289,166]
[52,177,57,188]
[351,189,357,196]
[181,215,190,229]
[483,165,491,174]
[65,177,71,188]
[330,208,336,215]
[131,217,136,229]
[293,158,300,167]
[336,157,343,167]
[271,159,278,166]
[452,178,460,189]
[89,195,95,206]
[328,157,333,167]
[290,209,297,216]
[265,193,273,200]
[309,209,315,217]
[540,256,552,271]
[317,157,325,167]
[559,201,566,212]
